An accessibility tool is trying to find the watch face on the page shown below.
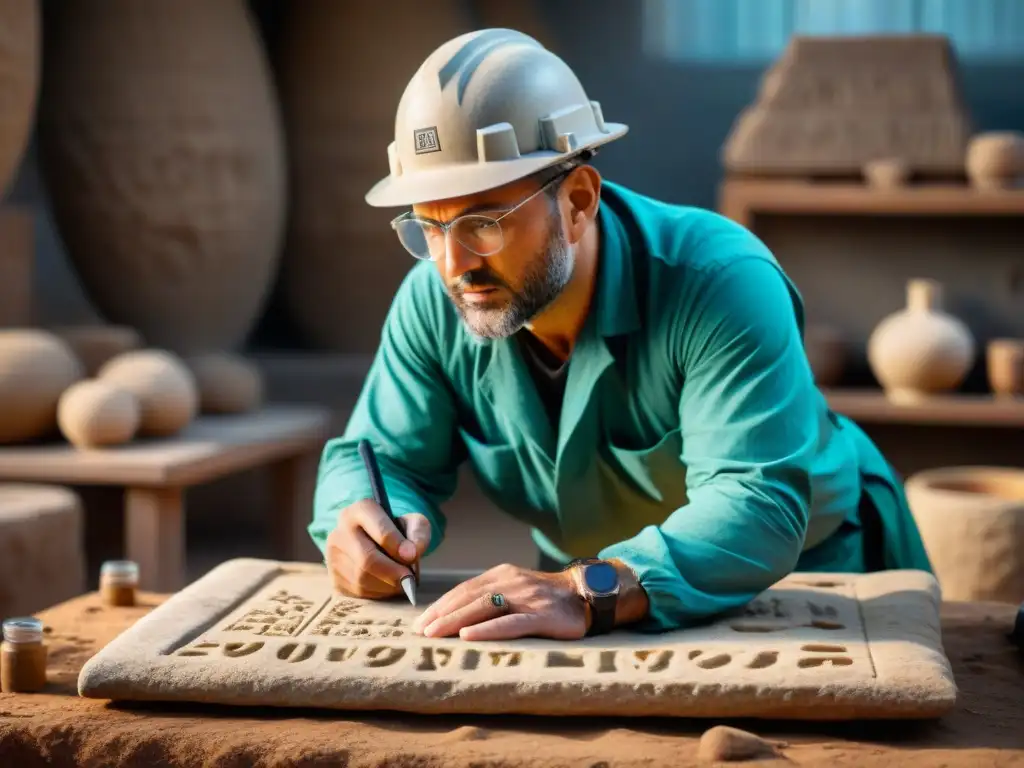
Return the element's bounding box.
[583,562,619,594]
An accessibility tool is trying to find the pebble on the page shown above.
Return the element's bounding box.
[698,725,784,762]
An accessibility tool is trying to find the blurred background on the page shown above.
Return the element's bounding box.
[1,0,1022,611]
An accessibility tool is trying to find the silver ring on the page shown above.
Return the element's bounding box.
[488,592,509,612]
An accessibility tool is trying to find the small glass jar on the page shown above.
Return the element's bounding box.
[99,560,140,607]
[1,617,47,693]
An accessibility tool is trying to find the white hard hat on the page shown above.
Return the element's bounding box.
[364,28,628,208]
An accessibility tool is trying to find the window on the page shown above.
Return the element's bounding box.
[643,0,1024,64]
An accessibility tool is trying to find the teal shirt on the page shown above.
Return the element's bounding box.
[310,181,931,632]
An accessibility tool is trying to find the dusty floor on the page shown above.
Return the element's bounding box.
[0,591,1022,768]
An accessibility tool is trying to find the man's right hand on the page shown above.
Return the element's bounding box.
[325,499,431,599]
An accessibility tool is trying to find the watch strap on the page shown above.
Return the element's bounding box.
[588,593,617,636]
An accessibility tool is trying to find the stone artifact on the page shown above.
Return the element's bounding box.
[36,0,286,355]
[78,558,958,720]
[97,350,198,438]
[987,338,1024,397]
[0,0,38,196]
[0,483,85,618]
[57,379,140,448]
[722,35,973,177]
[0,329,84,444]
[863,157,910,189]
[803,324,846,387]
[906,467,1024,605]
[965,132,1024,189]
[50,325,143,377]
[187,353,264,414]
[867,278,975,403]
[697,726,783,763]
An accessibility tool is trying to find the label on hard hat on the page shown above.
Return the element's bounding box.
[414,127,442,155]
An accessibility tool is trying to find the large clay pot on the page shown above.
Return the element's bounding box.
[906,467,1024,604]
[867,278,975,403]
[0,0,38,197]
[277,1,474,351]
[36,1,286,355]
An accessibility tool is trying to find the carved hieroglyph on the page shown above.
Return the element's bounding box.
[77,559,957,720]
[722,35,973,176]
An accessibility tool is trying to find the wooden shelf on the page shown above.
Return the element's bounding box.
[719,178,1024,228]
[823,388,1024,427]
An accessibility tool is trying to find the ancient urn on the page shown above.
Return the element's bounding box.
[0,0,38,196]
[276,1,473,351]
[36,0,286,355]
[965,131,1024,189]
[906,467,1024,604]
[867,279,975,403]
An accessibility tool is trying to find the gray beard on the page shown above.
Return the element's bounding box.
[449,214,575,340]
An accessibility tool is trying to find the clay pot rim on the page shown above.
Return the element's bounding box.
[906,466,1024,503]
[987,337,1024,350]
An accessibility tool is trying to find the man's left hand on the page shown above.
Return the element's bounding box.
[409,563,589,641]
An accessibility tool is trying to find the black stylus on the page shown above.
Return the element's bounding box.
[358,439,417,605]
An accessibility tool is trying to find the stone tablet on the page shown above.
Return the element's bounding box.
[721,35,974,176]
[77,559,957,720]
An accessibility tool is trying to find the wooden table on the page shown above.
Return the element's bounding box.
[0,405,332,592]
[0,592,1021,768]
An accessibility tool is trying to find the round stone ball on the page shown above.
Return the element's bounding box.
[58,379,141,448]
[98,349,198,437]
[187,352,264,414]
[0,329,84,443]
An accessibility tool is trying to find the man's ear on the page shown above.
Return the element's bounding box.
[563,165,602,244]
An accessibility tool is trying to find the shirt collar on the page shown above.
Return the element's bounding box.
[592,186,642,339]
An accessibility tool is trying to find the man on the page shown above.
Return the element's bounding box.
[309,29,932,641]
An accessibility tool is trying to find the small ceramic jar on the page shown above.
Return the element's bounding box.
[0,617,47,693]
[99,560,140,607]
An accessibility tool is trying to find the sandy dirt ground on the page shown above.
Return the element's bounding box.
[0,590,1022,767]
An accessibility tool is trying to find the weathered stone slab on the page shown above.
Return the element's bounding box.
[77,559,957,720]
[722,35,974,176]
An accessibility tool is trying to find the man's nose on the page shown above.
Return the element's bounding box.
[442,230,485,276]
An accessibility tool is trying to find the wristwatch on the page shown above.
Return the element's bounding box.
[567,558,620,636]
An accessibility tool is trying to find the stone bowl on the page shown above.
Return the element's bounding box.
[905,466,1024,605]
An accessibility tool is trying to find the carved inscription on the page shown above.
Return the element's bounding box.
[222,589,319,637]
[170,580,865,680]
[731,598,848,633]
[278,643,317,663]
[327,647,356,663]
[416,647,454,671]
[488,651,521,668]
[747,651,779,669]
[175,641,267,658]
[547,651,585,668]
[171,640,861,676]
[306,599,405,639]
[743,598,789,619]
[364,646,407,668]
[177,642,219,657]
[224,642,263,658]
[797,643,852,669]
